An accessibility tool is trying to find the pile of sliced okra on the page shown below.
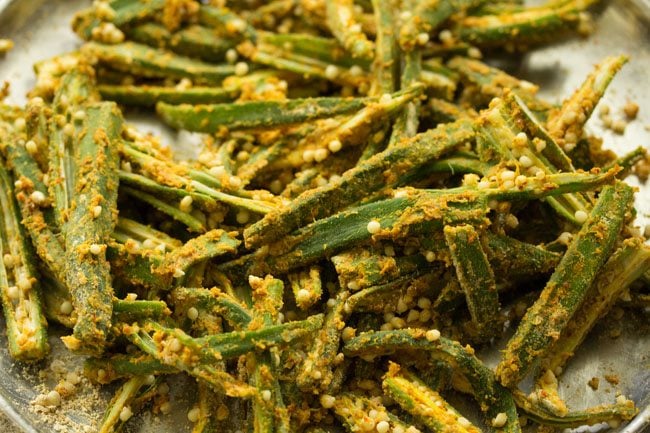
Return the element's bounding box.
[1,0,649,432]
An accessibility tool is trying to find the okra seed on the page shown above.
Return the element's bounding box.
[380,93,392,104]
[416,32,430,46]
[349,66,363,77]
[320,394,336,408]
[564,141,576,152]
[400,11,412,20]
[574,210,589,224]
[380,323,393,331]
[341,327,356,342]
[359,417,376,431]
[25,140,37,155]
[269,180,283,194]
[314,148,329,162]
[346,280,359,291]
[612,119,627,134]
[236,210,250,224]
[492,412,508,428]
[390,317,405,329]
[14,118,26,131]
[513,132,528,147]
[562,110,578,125]
[14,180,24,190]
[73,110,86,121]
[45,390,61,407]
[179,196,193,213]
[623,101,639,119]
[425,329,441,342]
[225,49,238,64]
[328,139,342,153]
[187,307,199,321]
[534,138,546,152]
[30,191,46,205]
[168,338,182,352]
[144,375,155,385]
[376,421,390,433]
[463,173,479,186]
[209,165,226,177]
[349,24,362,34]
[296,289,311,303]
[173,268,186,279]
[92,205,103,218]
[417,297,431,309]
[326,298,336,308]
[366,220,381,234]
[261,389,272,401]
[89,244,102,256]
[406,310,420,322]
[424,251,435,262]
[393,427,405,433]
[325,65,340,80]
[187,407,201,423]
[438,30,453,43]
[499,170,515,181]
[229,176,242,188]
[7,286,19,300]
[234,62,249,77]
[141,239,156,250]
[63,123,75,137]
[160,401,172,414]
[505,214,519,229]
[457,417,471,428]
[502,180,515,189]
[119,406,133,422]
[3,254,15,268]
[558,232,573,245]
[468,47,482,59]
[519,155,533,168]
[302,149,315,163]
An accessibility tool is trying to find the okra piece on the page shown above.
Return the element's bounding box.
[389,40,422,146]
[98,84,238,106]
[124,314,324,364]
[496,182,634,388]
[154,229,240,281]
[546,55,628,147]
[169,287,252,330]
[512,389,637,428]
[0,156,49,360]
[444,224,500,337]
[106,242,171,292]
[244,118,475,248]
[399,0,486,50]
[458,0,597,47]
[288,266,323,310]
[326,0,375,60]
[542,237,650,372]
[85,354,177,384]
[370,0,397,95]
[98,375,150,433]
[296,289,348,392]
[382,362,481,433]
[83,42,236,84]
[112,299,170,323]
[63,102,122,352]
[72,0,166,40]
[344,329,521,433]
[331,393,413,433]
[198,5,257,42]
[156,95,372,133]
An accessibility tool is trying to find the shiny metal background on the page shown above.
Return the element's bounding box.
[0,1,649,432]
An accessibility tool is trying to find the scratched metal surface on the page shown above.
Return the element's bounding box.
[0,1,649,432]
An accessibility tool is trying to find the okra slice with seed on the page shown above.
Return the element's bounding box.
[244,118,475,248]
[326,0,375,60]
[331,392,413,433]
[546,55,628,147]
[399,0,486,50]
[63,102,122,352]
[496,181,634,388]
[382,362,482,433]
[457,0,597,47]
[542,237,650,372]
[156,95,373,133]
[83,42,236,84]
[288,266,323,310]
[444,224,501,338]
[0,156,49,360]
[344,329,521,433]
[98,375,151,433]
[169,287,252,330]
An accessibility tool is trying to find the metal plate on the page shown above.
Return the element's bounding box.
[0,1,649,432]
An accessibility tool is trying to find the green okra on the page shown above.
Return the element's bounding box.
[168,288,252,330]
[98,375,151,433]
[127,22,237,63]
[369,0,397,95]
[288,266,323,310]
[326,0,375,60]
[106,242,171,292]
[83,42,236,84]
[85,354,177,384]
[71,0,166,40]
[63,102,122,352]
[512,389,637,428]
[382,362,482,433]
[0,155,49,361]
[112,299,170,323]
[124,314,324,364]
[99,84,239,106]
[156,95,373,133]
[542,237,650,372]
[244,118,476,248]
[399,0,486,50]
[457,0,597,47]
[496,181,634,388]
[388,40,422,146]
[547,55,628,146]
[198,5,257,42]
[296,289,348,392]
[343,329,521,433]
[153,229,240,280]
[444,224,500,337]
[121,186,207,232]
[331,393,413,433]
